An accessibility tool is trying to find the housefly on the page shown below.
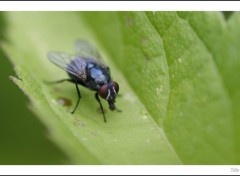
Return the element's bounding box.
[47,40,120,123]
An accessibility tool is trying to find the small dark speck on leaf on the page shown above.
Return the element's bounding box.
[142,38,148,46]
[91,131,97,137]
[57,97,72,106]
[74,118,86,127]
[125,17,133,27]
[53,87,61,92]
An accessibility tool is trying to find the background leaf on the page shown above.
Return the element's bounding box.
[81,11,240,164]
[0,49,68,164]
[1,11,240,164]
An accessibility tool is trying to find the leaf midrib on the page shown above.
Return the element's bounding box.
[80,11,183,164]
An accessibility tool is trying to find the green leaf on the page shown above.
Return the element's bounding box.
[146,12,236,164]
[1,11,240,164]
[176,12,240,162]
[2,12,180,164]
[79,12,240,164]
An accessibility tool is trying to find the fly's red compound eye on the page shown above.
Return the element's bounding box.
[98,84,108,99]
[112,81,119,94]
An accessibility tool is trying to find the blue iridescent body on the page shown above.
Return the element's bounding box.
[68,59,111,91]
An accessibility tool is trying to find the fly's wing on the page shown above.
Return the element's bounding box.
[75,39,111,77]
[48,52,87,81]
[75,40,108,66]
[75,39,101,59]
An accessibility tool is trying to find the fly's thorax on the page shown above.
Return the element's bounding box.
[86,62,110,90]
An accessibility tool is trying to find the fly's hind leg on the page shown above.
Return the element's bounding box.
[71,79,81,114]
[44,79,74,84]
[44,78,81,114]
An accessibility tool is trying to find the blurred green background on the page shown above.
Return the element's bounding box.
[0,12,68,164]
[0,49,69,164]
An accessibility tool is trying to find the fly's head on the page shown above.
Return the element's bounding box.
[98,81,119,111]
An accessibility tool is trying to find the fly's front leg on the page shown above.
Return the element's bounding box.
[95,93,107,123]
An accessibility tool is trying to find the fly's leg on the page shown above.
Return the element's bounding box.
[44,79,74,84]
[95,93,107,123]
[44,78,81,114]
[71,79,81,114]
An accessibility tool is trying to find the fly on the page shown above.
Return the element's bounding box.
[47,39,121,123]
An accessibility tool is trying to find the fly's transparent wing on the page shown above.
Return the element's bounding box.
[75,39,110,75]
[48,52,87,81]
[75,39,102,60]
